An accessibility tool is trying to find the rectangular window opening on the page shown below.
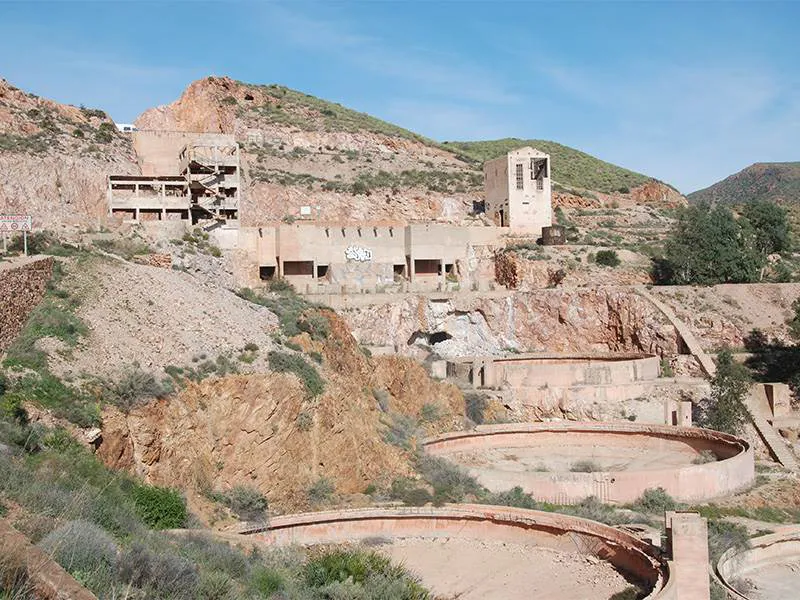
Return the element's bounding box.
[283,261,314,276]
[316,265,329,278]
[515,163,524,190]
[259,266,276,281]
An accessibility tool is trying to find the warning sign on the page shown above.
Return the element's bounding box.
[0,215,32,232]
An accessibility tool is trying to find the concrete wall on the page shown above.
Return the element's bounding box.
[232,223,504,292]
[452,353,660,389]
[424,423,754,504]
[0,519,97,600]
[0,256,53,353]
[717,527,800,600]
[245,505,670,598]
[132,130,236,176]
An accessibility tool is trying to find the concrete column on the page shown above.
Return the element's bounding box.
[483,359,496,388]
[679,401,693,426]
[134,208,140,221]
[471,360,481,389]
[665,512,710,600]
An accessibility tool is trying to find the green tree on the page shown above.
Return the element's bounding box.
[657,203,763,285]
[703,349,751,435]
[741,201,791,256]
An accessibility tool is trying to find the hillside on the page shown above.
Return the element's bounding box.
[688,162,800,206]
[444,138,654,194]
[136,77,683,225]
[0,78,138,225]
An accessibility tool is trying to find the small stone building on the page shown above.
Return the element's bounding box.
[483,146,552,235]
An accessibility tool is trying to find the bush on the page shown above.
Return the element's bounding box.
[419,402,444,423]
[570,460,601,473]
[38,520,117,575]
[631,487,677,513]
[117,543,199,599]
[788,298,800,341]
[302,548,430,598]
[595,249,621,267]
[268,351,325,397]
[464,392,487,424]
[307,477,335,505]
[707,520,750,563]
[212,485,268,521]
[389,478,432,506]
[482,486,537,509]
[132,484,187,529]
[102,365,173,411]
[415,454,481,503]
[249,566,286,596]
[382,412,419,450]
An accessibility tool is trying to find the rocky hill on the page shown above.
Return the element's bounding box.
[0,78,138,226]
[136,76,684,224]
[688,162,800,206]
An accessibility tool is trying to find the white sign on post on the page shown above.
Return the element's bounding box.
[0,215,32,232]
[0,215,33,255]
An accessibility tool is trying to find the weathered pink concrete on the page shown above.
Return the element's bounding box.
[0,519,98,600]
[717,526,800,600]
[243,504,672,599]
[666,512,711,600]
[424,423,754,504]
[449,353,660,389]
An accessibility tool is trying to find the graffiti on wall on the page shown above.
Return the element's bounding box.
[345,245,373,262]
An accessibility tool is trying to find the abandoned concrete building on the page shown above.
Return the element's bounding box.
[109,136,554,292]
[484,146,552,233]
[108,132,240,222]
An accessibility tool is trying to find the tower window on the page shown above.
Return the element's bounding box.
[515,163,524,190]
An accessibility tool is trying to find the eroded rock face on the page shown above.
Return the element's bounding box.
[344,289,677,358]
[98,312,464,512]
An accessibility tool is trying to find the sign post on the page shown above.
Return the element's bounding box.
[0,215,33,255]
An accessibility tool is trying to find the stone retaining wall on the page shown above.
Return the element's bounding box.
[0,256,53,354]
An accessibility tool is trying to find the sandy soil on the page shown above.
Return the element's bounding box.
[379,537,637,600]
[449,442,702,474]
[733,558,800,600]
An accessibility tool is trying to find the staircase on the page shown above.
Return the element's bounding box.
[636,286,798,471]
[745,393,799,470]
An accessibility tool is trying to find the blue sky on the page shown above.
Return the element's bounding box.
[1,1,798,193]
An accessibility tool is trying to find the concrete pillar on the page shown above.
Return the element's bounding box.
[679,401,693,426]
[471,360,481,389]
[134,208,140,221]
[483,359,496,388]
[665,512,710,600]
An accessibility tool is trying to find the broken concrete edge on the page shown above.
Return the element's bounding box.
[0,519,98,600]
[237,503,674,599]
[716,525,800,600]
[422,422,754,504]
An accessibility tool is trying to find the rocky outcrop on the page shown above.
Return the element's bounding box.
[98,311,464,512]
[0,79,139,227]
[0,256,53,353]
[344,289,678,358]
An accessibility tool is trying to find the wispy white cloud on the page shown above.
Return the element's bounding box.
[261,3,521,106]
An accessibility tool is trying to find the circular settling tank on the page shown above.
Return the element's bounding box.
[423,422,753,504]
[717,528,800,600]
[244,505,673,600]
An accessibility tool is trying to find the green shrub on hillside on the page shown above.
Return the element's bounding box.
[697,349,751,435]
[631,487,677,513]
[101,365,173,411]
[236,286,330,340]
[209,485,268,521]
[131,484,187,530]
[38,520,117,575]
[595,249,621,267]
[268,351,325,397]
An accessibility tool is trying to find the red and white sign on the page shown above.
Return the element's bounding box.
[0,215,33,232]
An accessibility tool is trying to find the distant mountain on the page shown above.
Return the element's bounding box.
[688,162,800,205]
[443,138,654,194]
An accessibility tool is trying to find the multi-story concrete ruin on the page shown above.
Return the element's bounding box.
[484,146,552,233]
[108,132,240,223]
[109,135,555,292]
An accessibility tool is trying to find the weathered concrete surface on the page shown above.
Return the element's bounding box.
[424,423,754,504]
[717,526,800,600]
[243,504,670,598]
[665,512,711,600]
[0,255,53,353]
[0,519,97,600]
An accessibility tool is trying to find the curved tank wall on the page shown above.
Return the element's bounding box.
[424,423,754,504]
